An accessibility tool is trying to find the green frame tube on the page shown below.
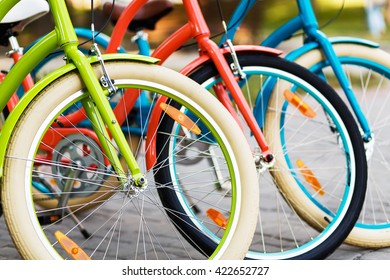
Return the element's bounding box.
[0,0,158,181]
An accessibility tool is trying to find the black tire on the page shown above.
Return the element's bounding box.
[156,52,367,259]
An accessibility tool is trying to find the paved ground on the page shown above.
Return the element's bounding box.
[2,212,390,260]
[2,40,390,261]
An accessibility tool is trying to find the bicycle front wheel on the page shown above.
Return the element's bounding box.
[162,52,367,259]
[1,60,259,260]
[295,43,390,248]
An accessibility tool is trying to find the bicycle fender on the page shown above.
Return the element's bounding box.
[249,37,382,129]
[286,36,380,62]
[180,45,282,76]
[145,45,282,170]
[0,54,159,179]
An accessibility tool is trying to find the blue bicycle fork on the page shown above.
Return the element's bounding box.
[223,0,373,141]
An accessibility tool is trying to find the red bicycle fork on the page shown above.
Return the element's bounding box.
[107,0,275,169]
[171,0,274,160]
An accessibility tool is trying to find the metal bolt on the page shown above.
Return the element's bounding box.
[137,177,146,186]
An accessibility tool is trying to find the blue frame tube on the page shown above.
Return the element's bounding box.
[222,0,373,139]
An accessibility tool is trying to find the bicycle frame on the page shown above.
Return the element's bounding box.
[0,0,157,183]
[223,0,375,140]
[104,0,277,168]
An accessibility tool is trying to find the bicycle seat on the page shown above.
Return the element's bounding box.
[0,0,49,31]
[103,0,174,32]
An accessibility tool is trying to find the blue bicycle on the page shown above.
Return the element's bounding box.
[223,0,390,248]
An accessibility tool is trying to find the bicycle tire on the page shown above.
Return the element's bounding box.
[157,52,367,259]
[294,43,390,248]
[1,60,259,260]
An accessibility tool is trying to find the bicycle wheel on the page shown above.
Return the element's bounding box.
[157,52,367,259]
[294,43,390,248]
[1,60,259,260]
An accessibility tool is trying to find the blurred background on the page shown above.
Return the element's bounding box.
[1,0,390,67]
[7,0,390,45]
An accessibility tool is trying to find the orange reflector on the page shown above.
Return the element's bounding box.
[206,208,228,230]
[284,90,316,118]
[159,103,201,135]
[50,215,60,222]
[297,159,324,196]
[54,230,90,260]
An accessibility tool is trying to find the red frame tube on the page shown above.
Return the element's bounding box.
[105,0,278,169]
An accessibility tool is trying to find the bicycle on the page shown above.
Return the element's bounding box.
[37,0,369,259]
[0,0,261,260]
[220,0,390,248]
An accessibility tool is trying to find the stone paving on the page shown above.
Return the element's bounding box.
[2,212,390,260]
[1,40,390,261]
